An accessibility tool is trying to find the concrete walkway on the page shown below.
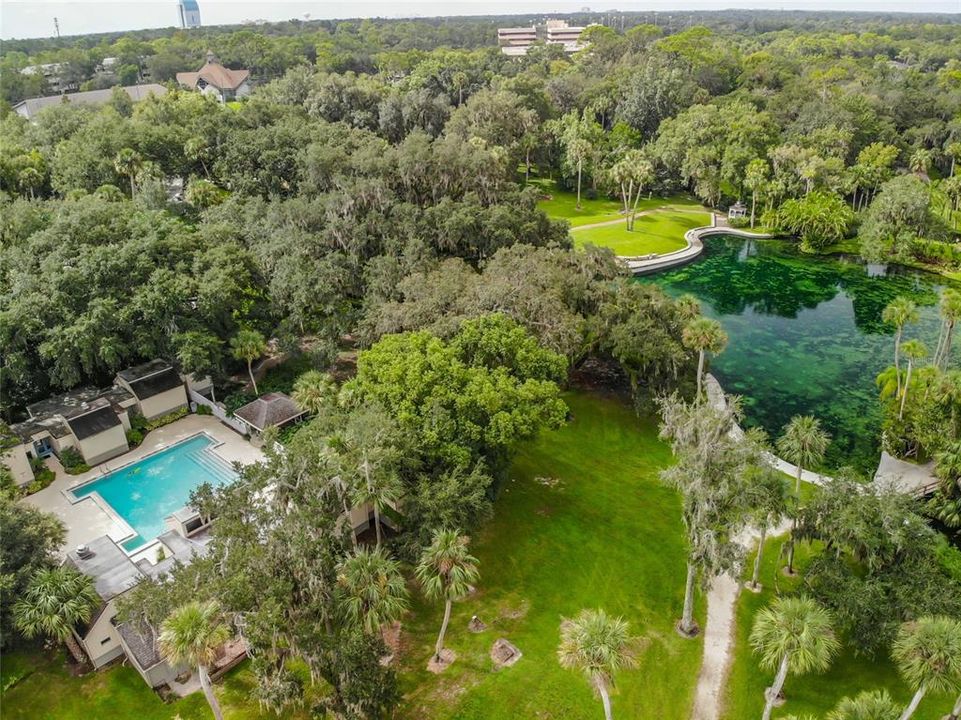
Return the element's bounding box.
[627,224,773,275]
[873,451,938,495]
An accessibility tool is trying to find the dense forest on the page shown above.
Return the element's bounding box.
[2,12,961,719]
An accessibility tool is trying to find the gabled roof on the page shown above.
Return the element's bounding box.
[233,392,304,432]
[117,360,183,401]
[176,52,249,91]
[64,398,123,441]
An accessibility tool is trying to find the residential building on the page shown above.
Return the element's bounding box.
[66,530,245,687]
[546,19,589,52]
[20,63,77,94]
[3,359,187,485]
[176,51,250,103]
[178,0,202,28]
[12,84,167,121]
[232,392,306,436]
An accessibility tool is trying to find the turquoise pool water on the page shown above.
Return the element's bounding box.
[72,434,237,551]
[647,235,960,472]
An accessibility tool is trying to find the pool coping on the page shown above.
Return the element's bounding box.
[62,431,235,554]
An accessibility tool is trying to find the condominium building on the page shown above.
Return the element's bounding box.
[497,20,591,56]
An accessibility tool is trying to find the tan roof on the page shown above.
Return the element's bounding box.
[176,53,249,91]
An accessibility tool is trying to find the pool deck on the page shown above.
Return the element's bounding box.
[23,415,264,555]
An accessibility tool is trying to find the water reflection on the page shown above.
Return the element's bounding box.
[646,235,957,471]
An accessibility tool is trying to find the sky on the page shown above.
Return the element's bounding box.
[1,0,958,40]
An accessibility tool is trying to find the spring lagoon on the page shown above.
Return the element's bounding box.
[647,235,960,471]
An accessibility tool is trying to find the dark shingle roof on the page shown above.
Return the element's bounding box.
[64,398,123,441]
[233,392,304,432]
[117,360,183,401]
[116,621,163,670]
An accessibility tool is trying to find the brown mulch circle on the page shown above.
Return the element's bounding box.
[490,638,522,669]
[427,648,456,673]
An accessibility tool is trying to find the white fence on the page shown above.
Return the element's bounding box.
[188,389,248,435]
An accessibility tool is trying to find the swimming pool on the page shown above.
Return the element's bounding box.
[71,434,237,552]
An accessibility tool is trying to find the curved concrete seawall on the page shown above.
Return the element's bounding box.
[625,222,773,275]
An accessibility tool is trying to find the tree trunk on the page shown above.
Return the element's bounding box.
[786,515,798,575]
[597,678,614,720]
[130,173,137,198]
[794,462,803,497]
[630,184,642,231]
[751,525,767,590]
[894,328,903,397]
[64,633,87,665]
[751,190,756,229]
[696,349,705,400]
[199,664,225,720]
[761,653,790,720]
[899,684,926,720]
[373,504,382,548]
[899,360,913,420]
[525,149,531,182]
[680,561,697,635]
[247,359,258,396]
[576,159,583,210]
[434,599,452,661]
[948,690,961,720]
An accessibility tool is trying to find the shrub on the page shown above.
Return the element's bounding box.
[58,447,89,474]
[144,406,188,431]
[24,467,55,494]
[126,428,144,446]
[728,216,750,229]
[130,413,149,432]
[196,403,213,416]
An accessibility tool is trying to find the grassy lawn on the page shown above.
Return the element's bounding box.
[396,391,703,720]
[572,210,710,256]
[722,534,953,720]
[530,177,704,228]
[0,647,317,720]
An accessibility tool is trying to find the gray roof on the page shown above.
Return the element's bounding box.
[116,620,163,671]
[13,84,168,119]
[117,360,183,401]
[66,536,144,602]
[233,392,304,432]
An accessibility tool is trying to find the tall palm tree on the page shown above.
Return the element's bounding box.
[909,148,933,177]
[882,297,920,397]
[827,689,900,720]
[291,370,336,415]
[558,609,638,720]
[350,469,402,549]
[891,616,961,720]
[335,547,409,635]
[13,567,99,664]
[159,601,231,720]
[776,415,830,575]
[934,289,961,370]
[898,339,928,420]
[750,596,840,720]
[682,317,728,400]
[230,329,267,396]
[415,529,479,665]
[113,147,143,197]
[744,462,791,591]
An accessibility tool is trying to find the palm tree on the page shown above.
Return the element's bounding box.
[947,141,961,178]
[744,462,791,591]
[898,339,928,420]
[159,601,231,720]
[230,329,267,396]
[909,148,933,178]
[350,469,402,549]
[682,317,728,400]
[113,147,143,197]
[291,370,336,415]
[827,689,900,720]
[745,158,769,229]
[335,547,409,635]
[891,616,961,720]
[675,294,702,323]
[777,416,831,496]
[934,289,961,370]
[882,297,920,397]
[776,415,830,575]
[558,609,638,720]
[415,529,479,665]
[13,567,99,664]
[750,596,840,720]
[18,166,43,200]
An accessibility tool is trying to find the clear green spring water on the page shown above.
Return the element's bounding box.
[646,235,959,472]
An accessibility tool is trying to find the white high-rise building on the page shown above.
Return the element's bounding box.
[178,0,201,28]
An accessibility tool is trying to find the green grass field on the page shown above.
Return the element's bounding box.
[396,391,703,719]
[722,534,953,720]
[0,649,316,720]
[572,210,710,256]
